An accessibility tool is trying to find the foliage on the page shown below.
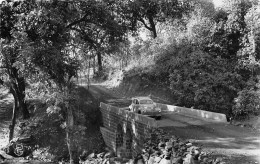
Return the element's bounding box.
[115,0,192,38]
[208,0,253,60]
[1,1,102,163]
[66,0,129,73]
[44,83,96,158]
[238,3,260,68]
[186,6,214,46]
[18,86,104,162]
[0,1,35,127]
[169,48,243,114]
[233,78,260,119]
[116,0,260,120]
[231,3,260,118]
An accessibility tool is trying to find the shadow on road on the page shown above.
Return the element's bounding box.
[159,114,260,163]
[87,84,131,107]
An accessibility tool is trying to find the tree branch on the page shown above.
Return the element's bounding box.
[147,15,157,38]
[70,27,98,49]
[66,14,88,29]
[139,18,153,31]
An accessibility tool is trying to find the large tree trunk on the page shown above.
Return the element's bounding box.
[17,77,29,119]
[11,68,30,119]
[93,55,96,74]
[16,89,29,120]
[148,15,157,38]
[66,96,79,164]
[66,130,78,164]
[87,59,91,89]
[97,51,102,72]
[9,87,18,141]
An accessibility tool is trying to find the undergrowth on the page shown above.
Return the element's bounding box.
[17,86,105,162]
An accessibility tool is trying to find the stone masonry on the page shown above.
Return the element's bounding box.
[99,102,157,158]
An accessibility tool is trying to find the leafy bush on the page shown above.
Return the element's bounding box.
[168,49,243,115]
[233,78,260,119]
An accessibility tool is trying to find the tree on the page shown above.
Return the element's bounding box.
[169,47,243,115]
[0,1,33,141]
[208,0,253,60]
[19,1,79,163]
[116,0,191,38]
[239,2,260,69]
[14,1,128,163]
[66,0,128,73]
[186,0,215,46]
[232,2,260,118]
[1,2,79,163]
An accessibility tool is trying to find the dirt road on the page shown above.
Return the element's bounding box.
[88,83,260,164]
[158,114,260,164]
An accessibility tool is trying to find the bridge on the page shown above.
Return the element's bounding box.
[99,102,157,158]
[99,102,228,158]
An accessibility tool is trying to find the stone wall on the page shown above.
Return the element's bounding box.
[99,102,157,158]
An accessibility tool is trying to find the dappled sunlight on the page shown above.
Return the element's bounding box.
[194,136,260,163]
[157,110,260,163]
[0,128,9,148]
[0,88,12,100]
[195,136,260,152]
[196,137,239,147]
[0,94,13,149]
[157,118,188,127]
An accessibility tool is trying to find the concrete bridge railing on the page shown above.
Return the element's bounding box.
[156,103,227,123]
[99,102,157,158]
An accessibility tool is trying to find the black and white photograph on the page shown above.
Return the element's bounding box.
[0,0,260,163]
